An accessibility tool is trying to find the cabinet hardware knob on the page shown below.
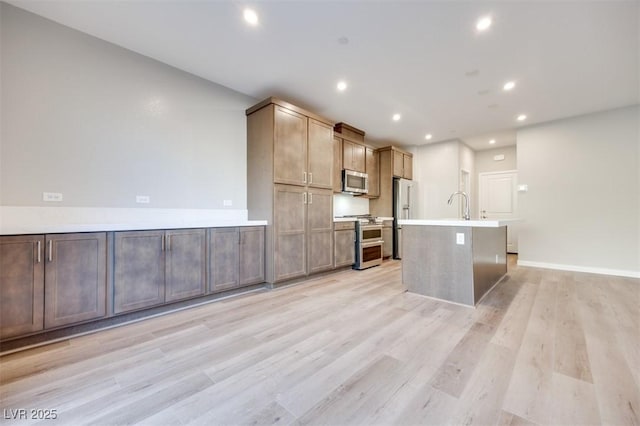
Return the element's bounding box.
[162,235,165,251]
[303,192,307,204]
[309,172,313,184]
[37,241,41,263]
[47,240,52,262]
[309,192,313,204]
[303,171,307,184]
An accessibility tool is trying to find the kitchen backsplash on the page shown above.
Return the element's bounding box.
[333,193,369,217]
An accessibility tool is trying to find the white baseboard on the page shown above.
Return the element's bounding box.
[517,260,640,279]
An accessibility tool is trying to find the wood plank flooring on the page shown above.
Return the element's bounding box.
[1,258,638,425]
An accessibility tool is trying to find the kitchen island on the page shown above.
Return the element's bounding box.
[399,219,519,307]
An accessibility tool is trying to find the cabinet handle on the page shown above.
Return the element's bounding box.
[309,192,313,204]
[162,235,165,251]
[37,241,41,263]
[303,192,307,204]
[303,171,307,184]
[309,172,313,184]
[47,240,52,262]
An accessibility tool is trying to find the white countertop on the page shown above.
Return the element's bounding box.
[333,217,358,222]
[0,206,267,235]
[399,218,521,228]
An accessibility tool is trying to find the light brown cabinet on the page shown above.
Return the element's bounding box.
[247,98,335,284]
[0,233,107,339]
[370,146,413,218]
[382,225,393,258]
[114,229,205,314]
[343,139,366,173]
[333,136,343,193]
[209,227,265,292]
[44,233,107,328]
[0,235,44,339]
[393,150,413,180]
[365,147,380,198]
[334,221,355,268]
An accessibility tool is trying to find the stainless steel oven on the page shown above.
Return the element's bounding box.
[355,222,383,269]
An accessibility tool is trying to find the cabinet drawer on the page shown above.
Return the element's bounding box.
[334,221,356,231]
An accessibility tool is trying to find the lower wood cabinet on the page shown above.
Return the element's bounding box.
[45,233,107,328]
[209,227,265,293]
[0,235,45,339]
[334,222,355,268]
[0,233,106,339]
[114,229,205,314]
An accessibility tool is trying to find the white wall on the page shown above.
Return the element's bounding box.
[333,194,369,217]
[1,3,256,210]
[414,140,467,219]
[517,105,639,277]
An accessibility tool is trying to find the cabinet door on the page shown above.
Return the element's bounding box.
[382,227,393,258]
[0,235,44,339]
[114,231,165,314]
[274,106,308,186]
[393,150,404,178]
[308,118,333,189]
[365,147,380,198]
[343,140,365,173]
[44,233,106,329]
[166,229,206,302]
[209,228,240,293]
[274,184,307,282]
[334,230,355,268]
[307,188,334,274]
[333,136,343,193]
[403,154,413,180]
[240,227,265,286]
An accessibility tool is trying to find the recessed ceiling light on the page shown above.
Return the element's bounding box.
[476,16,492,31]
[517,114,527,121]
[503,81,516,91]
[489,139,496,144]
[243,8,258,26]
[337,81,347,91]
[392,113,401,122]
[425,134,432,140]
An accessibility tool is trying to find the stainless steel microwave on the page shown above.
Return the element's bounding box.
[342,169,368,194]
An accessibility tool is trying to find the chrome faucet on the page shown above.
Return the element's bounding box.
[448,191,470,220]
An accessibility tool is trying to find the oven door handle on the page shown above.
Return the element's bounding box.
[361,240,383,248]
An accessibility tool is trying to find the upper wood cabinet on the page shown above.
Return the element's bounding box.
[251,100,333,190]
[365,147,380,198]
[393,150,413,180]
[273,106,308,186]
[333,136,342,193]
[0,235,44,339]
[343,139,365,173]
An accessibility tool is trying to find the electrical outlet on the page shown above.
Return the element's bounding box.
[456,233,465,245]
[43,192,63,202]
[223,200,232,207]
[136,195,150,204]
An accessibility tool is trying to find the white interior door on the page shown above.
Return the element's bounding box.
[479,170,519,253]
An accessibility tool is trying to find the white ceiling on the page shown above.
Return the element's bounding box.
[9,1,639,151]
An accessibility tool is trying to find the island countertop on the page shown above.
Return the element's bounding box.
[399,218,521,227]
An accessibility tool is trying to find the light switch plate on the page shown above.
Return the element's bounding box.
[223,200,232,206]
[456,233,465,245]
[518,184,528,192]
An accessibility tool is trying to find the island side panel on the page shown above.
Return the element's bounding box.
[402,225,474,306]
[471,226,508,304]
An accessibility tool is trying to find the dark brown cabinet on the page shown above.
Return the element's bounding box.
[209,227,265,292]
[44,233,107,328]
[0,235,44,339]
[114,229,205,314]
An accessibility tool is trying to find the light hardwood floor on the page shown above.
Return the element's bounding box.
[1,258,638,425]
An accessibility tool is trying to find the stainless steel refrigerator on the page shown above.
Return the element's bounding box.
[393,178,417,259]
